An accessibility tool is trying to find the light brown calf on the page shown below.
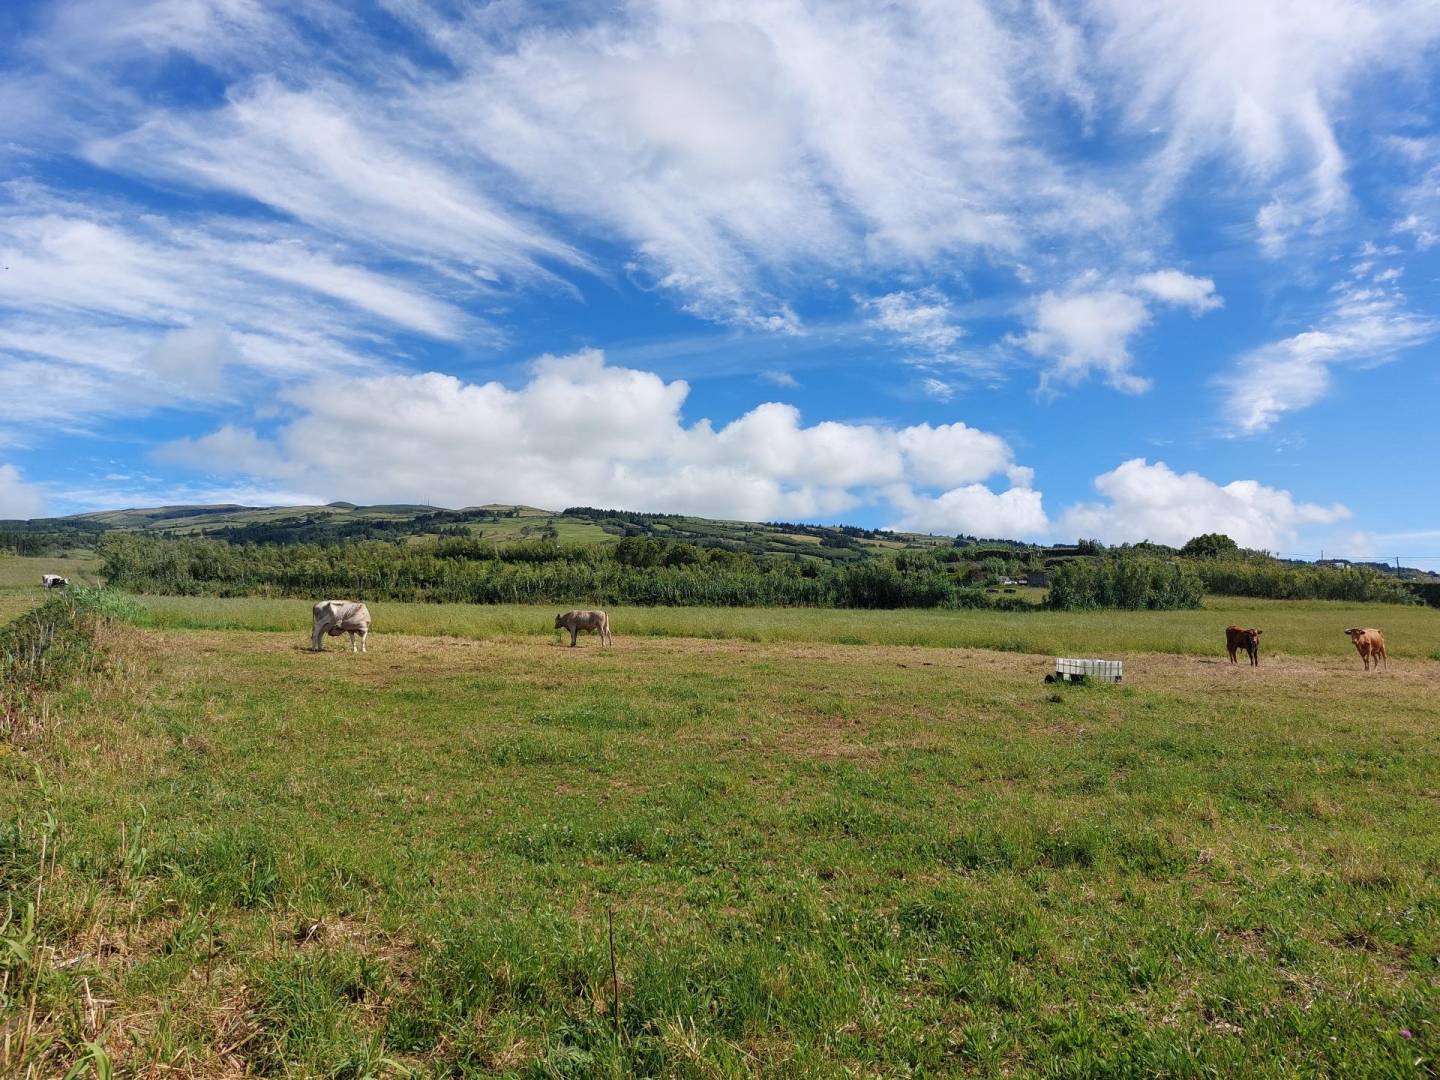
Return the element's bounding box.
[1343,627,1387,671]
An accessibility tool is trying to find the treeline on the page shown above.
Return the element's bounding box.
[197,507,510,546]
[0,519,107,556]
[1045,556,1415,608]
[1190,560,1415,603]
[98,533,1035,610]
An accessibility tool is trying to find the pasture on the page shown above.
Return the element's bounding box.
[134,592,1440,660]
[2,587,1439,1076]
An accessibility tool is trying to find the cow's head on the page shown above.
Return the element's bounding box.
[1343,627,1364,639]
[554,614,564,629]
[1245,628,1262,644]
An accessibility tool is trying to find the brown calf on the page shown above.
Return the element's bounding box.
[1225,625,1262,666]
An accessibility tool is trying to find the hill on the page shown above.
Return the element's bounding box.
[3,500,1004,566]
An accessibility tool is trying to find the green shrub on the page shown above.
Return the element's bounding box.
[1046,558,1202,611]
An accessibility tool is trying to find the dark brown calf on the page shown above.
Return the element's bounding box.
[1225,625,1262,666]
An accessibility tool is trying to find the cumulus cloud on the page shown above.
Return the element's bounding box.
[1219,281,1436,433]
[1019,269,1223,393]
[0,464,47,520]
[1060,458,1348,549]
[1021,287,1153,393]
[886,480,1049,539]
[1132,269,1221,313]
[159,349,1042,533]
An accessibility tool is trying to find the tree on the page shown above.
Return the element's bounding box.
[1179,533,1239,559]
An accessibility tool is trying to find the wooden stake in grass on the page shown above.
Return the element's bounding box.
[607,908,621,1042]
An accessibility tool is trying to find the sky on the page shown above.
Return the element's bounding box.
[1,0,1438,557]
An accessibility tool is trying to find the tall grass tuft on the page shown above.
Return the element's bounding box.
[0,586,141,737]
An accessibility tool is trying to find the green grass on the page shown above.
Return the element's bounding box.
[0,553,103,588]
[4,606,1438,1076]
[133,592,1440,659]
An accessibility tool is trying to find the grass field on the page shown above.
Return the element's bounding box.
[0,555,105,623]
[133,593,1440,660]
[4,586,1439,1077]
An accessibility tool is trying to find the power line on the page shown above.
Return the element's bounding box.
[1273,553,1440,561]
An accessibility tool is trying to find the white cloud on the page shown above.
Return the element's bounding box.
[158,348,1040,530]
[0,464,47,520]
[1021,287,1153,394]
[920,377,955,401]
[1060,458,1348,549]
[759,369,799,388]
[86,78,586,289]
[886,482,1049,539]
[141,323,240,396]
[862,287,966,358]
[1019,268,1223,393]
[1132,269,1221,313]
[1220,282,1436,433]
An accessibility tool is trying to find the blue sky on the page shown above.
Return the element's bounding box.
[2,0,1439,557]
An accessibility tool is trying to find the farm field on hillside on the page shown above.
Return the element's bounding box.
[0,556,105,623]
[4,617,1438,1077]
[132,593,1440,660]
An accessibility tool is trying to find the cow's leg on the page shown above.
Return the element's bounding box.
[570,628,578,647]
[312,624,325,651]
[1228,646,1237,663]
[359,628,368,654]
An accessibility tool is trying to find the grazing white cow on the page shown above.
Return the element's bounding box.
[311,600,371,653]
[41,574,68,589]
[554,609,613,647]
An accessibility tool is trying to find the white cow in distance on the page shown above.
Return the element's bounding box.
[311,600,371,653]
[41,574,68,589]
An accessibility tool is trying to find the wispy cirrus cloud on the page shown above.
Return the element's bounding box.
[1219,277,1436,434]
[1093,0,1440,251]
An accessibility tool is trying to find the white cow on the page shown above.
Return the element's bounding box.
[41,574,68,589]
[311,600,371,653]
[554,609,613,647]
